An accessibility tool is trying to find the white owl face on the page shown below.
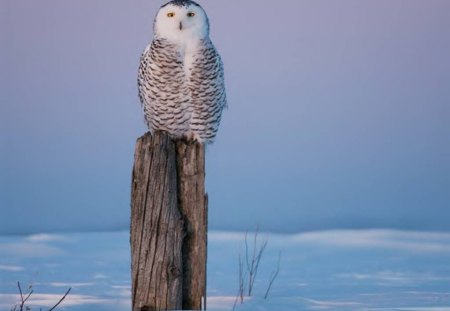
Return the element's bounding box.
[154,0,210,44]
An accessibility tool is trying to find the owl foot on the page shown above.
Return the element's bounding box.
[184,132,202,145]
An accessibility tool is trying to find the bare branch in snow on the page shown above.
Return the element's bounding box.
[264,251,281,299]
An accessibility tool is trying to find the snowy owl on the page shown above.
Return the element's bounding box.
[138,0,227,143]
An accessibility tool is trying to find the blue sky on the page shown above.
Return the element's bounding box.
[1,0,449,234]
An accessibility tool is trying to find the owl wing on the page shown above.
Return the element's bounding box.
[138,38,191,137]
[188,39,227,142]
[137,44,152,126]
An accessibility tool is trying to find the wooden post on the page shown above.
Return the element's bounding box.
[130,132,207,311]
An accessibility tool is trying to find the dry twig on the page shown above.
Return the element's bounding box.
[232,251,247,311]
[17,282,33,311]
[11,282,71,311]
[264,252,281,299]
[49,287,71,311]
[245,225,268,296]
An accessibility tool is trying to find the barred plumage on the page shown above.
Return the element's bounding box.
[138,0,226,143]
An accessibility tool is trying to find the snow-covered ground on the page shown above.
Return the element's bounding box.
[1,230,450,310]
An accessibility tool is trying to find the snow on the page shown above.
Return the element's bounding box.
[1,230,450,310]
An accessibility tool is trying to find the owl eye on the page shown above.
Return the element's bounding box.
[167,12,175,17]
[187,12,195,17]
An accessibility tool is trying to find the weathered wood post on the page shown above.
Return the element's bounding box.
[130,131,207,311]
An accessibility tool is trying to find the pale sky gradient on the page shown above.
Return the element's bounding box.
[1,0,449,234]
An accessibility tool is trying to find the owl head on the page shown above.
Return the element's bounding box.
[154,0,210,43]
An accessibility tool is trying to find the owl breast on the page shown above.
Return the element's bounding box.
[138,38,226,143]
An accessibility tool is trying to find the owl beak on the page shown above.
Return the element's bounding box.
[179,22,183,31]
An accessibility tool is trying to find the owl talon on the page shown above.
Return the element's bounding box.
[183,132,198,144]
